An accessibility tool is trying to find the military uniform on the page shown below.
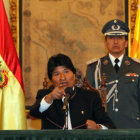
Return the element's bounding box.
[86,54,140,128]
[86,19,140,128]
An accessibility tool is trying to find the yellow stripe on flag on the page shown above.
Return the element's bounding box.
[0,56,27,130]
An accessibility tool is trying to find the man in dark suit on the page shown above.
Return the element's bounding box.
[86,19,140,128]
[30,53,115,129]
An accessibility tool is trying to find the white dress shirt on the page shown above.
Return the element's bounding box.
[109,53,124,67]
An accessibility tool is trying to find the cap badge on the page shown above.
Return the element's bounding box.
[103,59,109,65]
[125,60,130,65]
[111,24,120,31]
[114,20,117,23]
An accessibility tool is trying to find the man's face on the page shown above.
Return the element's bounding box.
[105,36,128,57]
[52,66,75,89]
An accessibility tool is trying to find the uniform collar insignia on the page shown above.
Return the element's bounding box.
[103,59,109,65]
[125,60,130,65]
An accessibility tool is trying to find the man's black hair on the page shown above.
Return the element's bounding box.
[47,53,76,80]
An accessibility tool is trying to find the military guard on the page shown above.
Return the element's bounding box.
[86,19,140,128]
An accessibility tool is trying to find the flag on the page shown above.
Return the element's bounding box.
[0,0,27,129]
[131,0,140,58]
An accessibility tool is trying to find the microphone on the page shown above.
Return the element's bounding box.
[62,87,74,110]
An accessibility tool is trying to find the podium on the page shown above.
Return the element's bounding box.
[0,129,140,140]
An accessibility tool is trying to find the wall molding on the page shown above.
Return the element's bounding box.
[9,0,19,56]
[128,0,138,55]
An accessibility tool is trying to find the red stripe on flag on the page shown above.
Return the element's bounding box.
[0,0,24,90]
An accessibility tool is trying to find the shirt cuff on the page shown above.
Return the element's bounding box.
[98,124,108,130]
[39,96,53,113]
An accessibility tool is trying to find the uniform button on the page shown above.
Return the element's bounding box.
[81,110,84,115]
[132,79,135,82]
[115,89,118,93]
[115,80,118,83]
[115,98,119,102]
[115,108,119,112]
[136,117,140,120]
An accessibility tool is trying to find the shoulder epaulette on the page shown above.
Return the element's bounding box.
[132,57,140,64]
[86,58,98,65]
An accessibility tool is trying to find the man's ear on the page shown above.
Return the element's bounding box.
[104,41,109,54]
[125,40,128,49]
[104,40,107,48]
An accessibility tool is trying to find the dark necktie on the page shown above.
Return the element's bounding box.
[114,58,120,73]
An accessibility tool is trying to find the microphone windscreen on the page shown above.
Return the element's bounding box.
[64,87,74,97]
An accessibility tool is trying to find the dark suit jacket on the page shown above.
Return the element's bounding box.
[30,87,116,129]
[86,54,140,128]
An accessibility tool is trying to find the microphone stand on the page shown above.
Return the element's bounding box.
[63,93,70,130]
[63,87,74,130]
[64,105,68,130]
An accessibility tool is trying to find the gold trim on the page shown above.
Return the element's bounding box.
[128,0,138,56]
[9,0,19,56]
